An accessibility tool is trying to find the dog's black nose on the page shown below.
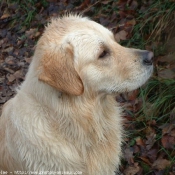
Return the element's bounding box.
[142,51,154,65]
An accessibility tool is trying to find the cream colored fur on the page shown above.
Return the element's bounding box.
[0,14,153,175]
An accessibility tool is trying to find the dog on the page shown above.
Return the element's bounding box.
[0,14,153,175]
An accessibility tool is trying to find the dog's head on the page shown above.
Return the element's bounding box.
[37,14,153,95]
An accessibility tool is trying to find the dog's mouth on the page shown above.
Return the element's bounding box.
[110,66,153,94]
[129,66,153,90]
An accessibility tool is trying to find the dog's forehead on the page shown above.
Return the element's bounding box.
[63,17,113,40]
[83,20,114,40]
[64,16,112,35]
[68,20,114,46]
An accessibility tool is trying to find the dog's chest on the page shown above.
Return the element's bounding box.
[84,121,122,174]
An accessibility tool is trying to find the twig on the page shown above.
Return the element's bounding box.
[82,1,100,14]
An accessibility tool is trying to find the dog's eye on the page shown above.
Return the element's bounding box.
[99,50,108,59]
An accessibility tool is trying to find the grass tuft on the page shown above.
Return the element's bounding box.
[122,0,175,51]
[139,78,175,124]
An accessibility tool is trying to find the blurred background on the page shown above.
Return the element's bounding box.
[0,0,175,174]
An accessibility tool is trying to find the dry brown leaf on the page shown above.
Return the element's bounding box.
[35,31,41,38]
[146,132,156,150]
[25,28,37,39]
[127,90,139,101]
[170,129,175,137]
[101,0,110,4]
[161,135,175,149]
[130,0,138,10]
[1,10,11,19]
[6,74,16,82]
[115,30,128,42]
[3,67,14,74]
[5,56,15,65]
[25,57,33,63]
[0,76,5,84]
[139,156,152,166]
[152,158,171,170]
[160,123,174,135]
[135,137,145,146]
[126,19,136,26]
[124,147,134,164]
[157,54,175,64]
[145,126,156,136]
[14,70,24,79]
[147,149,158,162]
[0,39,5,47]
[158,69,175,79]
[124,163,140,175]
[147,120,157,126]
[165,36,175,53]
[2,47,14,53]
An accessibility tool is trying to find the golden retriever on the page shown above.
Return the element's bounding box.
[0,14,153,175]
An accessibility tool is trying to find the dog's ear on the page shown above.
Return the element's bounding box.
[38,43,84,95]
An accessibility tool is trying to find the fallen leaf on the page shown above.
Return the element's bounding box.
[147,120,157,126]
[124,162,141,175]
[127,90,139,101]
[157,54,175,64]
[99,17,110,27]
[1,10,11,19]
[101,0,111,4]
[130,0,138,10]
[147,149,158,162]
[139,156,152,166]
[25,57,33,63]
[6,74,16,82]
[0,77,5,83]
[124,146,134,164]
[126,19,136,26]
[145,126,155,136]
[25,28,37,39]
[161,134,175,149]
[133,145,140,154]
[170,128,175,137]
[14,70,24,79]
[5,56,15,65]
[2,47,14,53]
[0,39,5,46]
[3,67,15,74]
[146,132,156,150]
[152,158,171,170]
[165,37,175,53]
[35,31,41,38]
[135,137,145,146]
[160,123,174,135]
[115,30,128,42]
[158,69,175,79]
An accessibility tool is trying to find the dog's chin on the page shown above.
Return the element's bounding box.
[107,67,153,94]
[128,67,153,90]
